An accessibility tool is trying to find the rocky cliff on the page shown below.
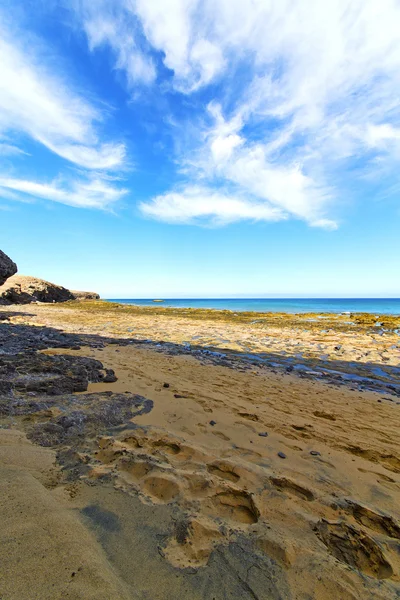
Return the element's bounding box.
[0,250,17,286]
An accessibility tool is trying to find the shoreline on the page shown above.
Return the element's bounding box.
[104,297,400,316]
[0,302,399,598]
[107,298,400,317]
[3,301,399,397]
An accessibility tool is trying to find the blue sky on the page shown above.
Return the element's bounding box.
[0,0,399,298]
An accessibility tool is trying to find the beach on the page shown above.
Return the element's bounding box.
[0,301,399,599]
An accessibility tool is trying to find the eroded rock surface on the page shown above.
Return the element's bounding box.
[71,290,100,300]
[0,275,74,304]
[0,250,17,286]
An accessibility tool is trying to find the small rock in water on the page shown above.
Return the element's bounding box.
[209,420,217,426]
[258,432,268,437]
[278,452,286,459]
[163,383,170,388]
[310,450,321,456]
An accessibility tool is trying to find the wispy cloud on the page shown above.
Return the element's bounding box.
[140,185,286,225]
[0,174,127,209]
[71,0,156,87]
[69,0,400,227]
[0,14,125,170]
[0,142,28,157]
[0,9,128,211]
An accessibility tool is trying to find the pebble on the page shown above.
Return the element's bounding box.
[278,452,286,459]
[163,383,170,388]
[258,432,268,437]
[310,450,321,456]
[209,420,217,426]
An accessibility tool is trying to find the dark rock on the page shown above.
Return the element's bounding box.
[258,432,268,437]
[278,452,287,459]
[310,450,321,456]
[209,420,217,426]
[0,352,107,397]
[70,290,100,300]
[0,275,74,304]
[26,392,153,447]
[102,369,118,383]
[163,383,170,388]
[28,422,66,446]
[0,250,17,287]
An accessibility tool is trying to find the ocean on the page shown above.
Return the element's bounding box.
[107,298,400,315]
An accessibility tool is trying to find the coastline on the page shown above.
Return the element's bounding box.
[0,301,399,599]
[106,297,400,315]
[5,300,399,395]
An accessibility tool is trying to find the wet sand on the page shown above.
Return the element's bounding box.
[0,302,399,599]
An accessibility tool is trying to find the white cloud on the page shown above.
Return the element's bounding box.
[0,175,127,209]
[0,16,125,170]
[0,143,27,157]
[140,185,286,225]
[6,0,400,223]
[73,0,400,227]
[365,124,400,149]
[77,1,156,86]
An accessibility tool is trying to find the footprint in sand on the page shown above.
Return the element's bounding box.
[212,431,230,441]
[343,445,400,474]
[237,412,259,422]
[269,477,315,501]
[357,467,397,484]
[206,489,259,524]
[207,461,240,483]
[343,499,400,539]
[313,410,337,421]
[141,474,181,504]
[315,519,393,580]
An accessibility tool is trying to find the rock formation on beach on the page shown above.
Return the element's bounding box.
[71,290,100,300]
[0,274,101,305]
[0,249,17,286]
[0,275,74,305]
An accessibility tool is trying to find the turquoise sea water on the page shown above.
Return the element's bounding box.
[107,298,400,315]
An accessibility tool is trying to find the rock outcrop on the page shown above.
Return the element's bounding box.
[0,250,17,286]
[71,290,100,300]
[0,275,74,305]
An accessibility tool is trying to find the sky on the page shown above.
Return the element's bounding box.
[0,0,399,298]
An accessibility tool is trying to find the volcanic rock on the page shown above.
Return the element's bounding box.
[0,249,17,286]
[0,275,74,304]
[71,290,100,300]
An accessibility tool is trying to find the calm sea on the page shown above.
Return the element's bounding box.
[107,298,400,315]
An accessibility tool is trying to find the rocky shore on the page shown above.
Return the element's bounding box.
[0,250,399,599]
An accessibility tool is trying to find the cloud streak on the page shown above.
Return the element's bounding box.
[0,10,128,212]
[0,15,125,170]
[0,175,127,209]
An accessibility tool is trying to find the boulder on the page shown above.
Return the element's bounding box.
[0,275,74,305]
[0,250,17,286]
[71,290,100,300]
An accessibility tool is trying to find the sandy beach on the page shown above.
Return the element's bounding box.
[0,301,399,599]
